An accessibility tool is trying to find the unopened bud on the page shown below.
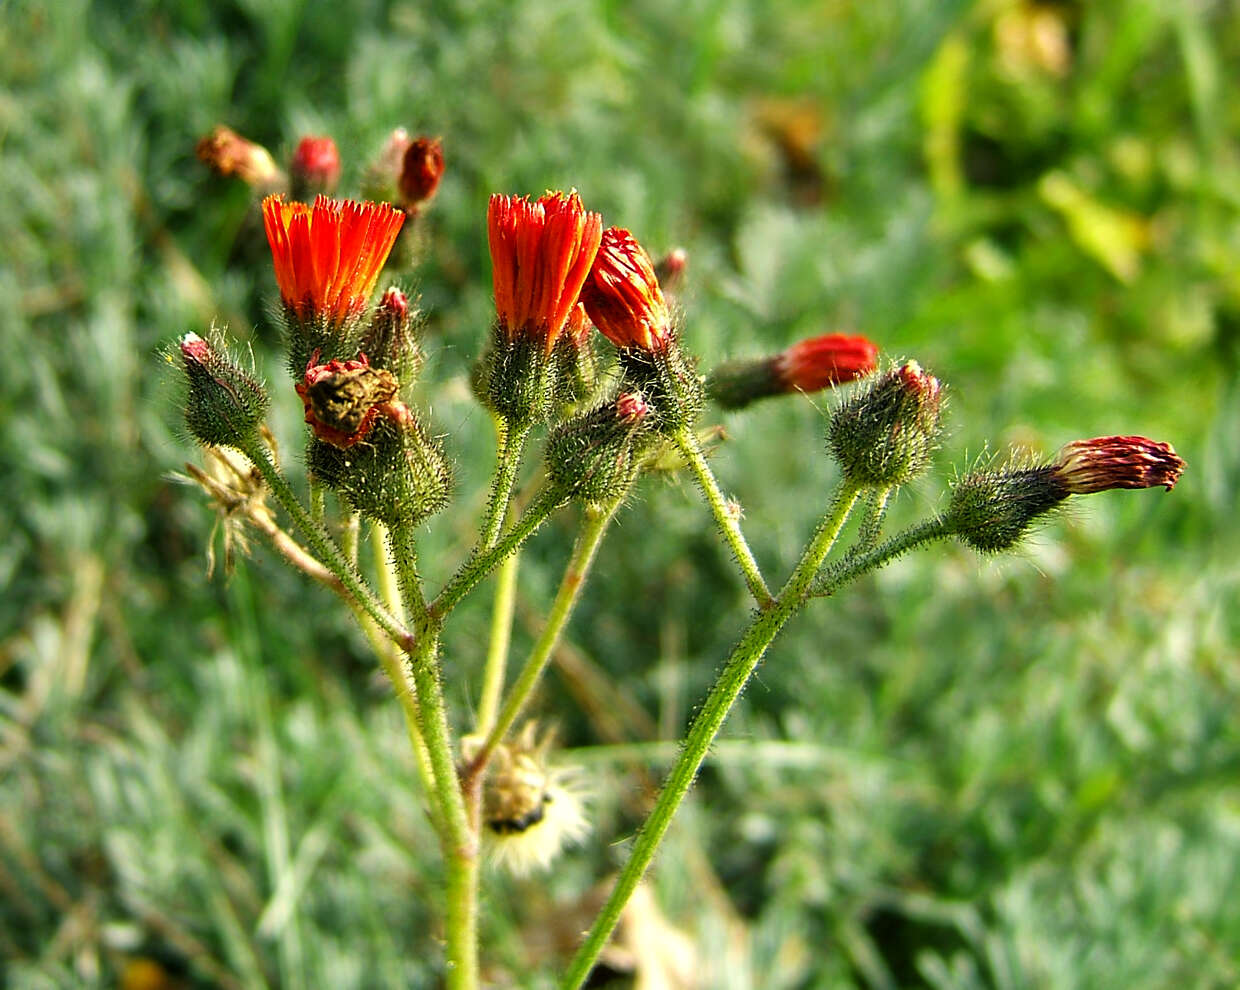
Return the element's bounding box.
[551,304,601,410]
[654,247,688,291]
[361,128,411,202]
[289,135,341,197]
[398,137,445,213]
[545,391,655,504]
[196,126,281,187]
[176,332,270,448]
[1051,436,1184,493]
[827,361,943,486]
[946,435,1185,553]
[709,333,878,410]
[359,287,423,382]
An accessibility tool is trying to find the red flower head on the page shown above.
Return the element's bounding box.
[399,136,445,211]
[294,351,411,448]
[1052,435,1185,494]
[262,195,405,325]
[290,136,341,193]
[487,191,603,354]
[773,333,879,393]
[580,227,673,352]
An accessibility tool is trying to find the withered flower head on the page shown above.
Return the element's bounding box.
[487,191,603,353]
[1052,435,1185,494]
[294,351,410,448]
[196,126,281,186]
[580,227,673,352]
[262,194,405,325]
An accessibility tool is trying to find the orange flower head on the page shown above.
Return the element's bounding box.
[262,195,405,325]
[1052,435,1185,494]
[487,191,603,353]
[773,333,879,393]
[580,227,673,352]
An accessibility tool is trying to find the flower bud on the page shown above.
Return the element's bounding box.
[289,135,341,197]
[176,332,270,448]
[551,304,601,411]
[359,287,423,382]
[946,436,1185,553]
[1051,435,1185,493]
[398,136,444,213]
[709,333,878,410]
[827,361,943,486]
[361,128,411,202]
[545,391,655,504]
[196,126,281,188]
[307,406,452,528]
[654,247,688,292]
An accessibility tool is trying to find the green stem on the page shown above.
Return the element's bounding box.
[241,439,415,651]
[473,499,619,770]
[431,488,565,620]
[479,417,530,551]
[852,486,892,555]
[309,479,325,525]
[341,511,361,570]
[390,524,477,990]
[559,484,860,990]
[674,428,774,609]
[812,517,950,599]
[475,550,520,737]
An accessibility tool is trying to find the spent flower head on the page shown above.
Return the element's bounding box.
[196,126,281,187]
[295,351,408,449]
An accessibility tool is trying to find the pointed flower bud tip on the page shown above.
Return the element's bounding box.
[488,190,604,354]
[262,194,405,325]
[177,332,270,448]
[196,126,280,186]
[1052,435,1185,494]
[654,247,688,289]
[581,227,674,352]
[615,391,650,424]
[290,136,341,193]
[295,351,408,448]
[399,136,445,211]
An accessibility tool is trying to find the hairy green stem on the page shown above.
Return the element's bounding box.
[241,439,415,651]
[391,524,477,990]
[472,499,619,772]
[431,488,566,619]
[475,550,520,737]
[852,486,892,555]
[341,510,361,570]
[812,517,950,599]
[674,428,774,609]
[479,417,531,551]
[559,484,860,989]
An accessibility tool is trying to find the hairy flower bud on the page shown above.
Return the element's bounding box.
[709,333,878,410]
[308,407,451,528]
[545,391,655,504]
[551,304,601,410]
[358,287,423,382]
[947,436,1185,553]
[196,126,281,188]
[289,135,341,197]
[176,332,270,448]
[398,136,444,213]
[828,361,943,486]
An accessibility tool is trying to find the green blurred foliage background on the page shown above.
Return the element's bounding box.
[2,0,1238,986]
